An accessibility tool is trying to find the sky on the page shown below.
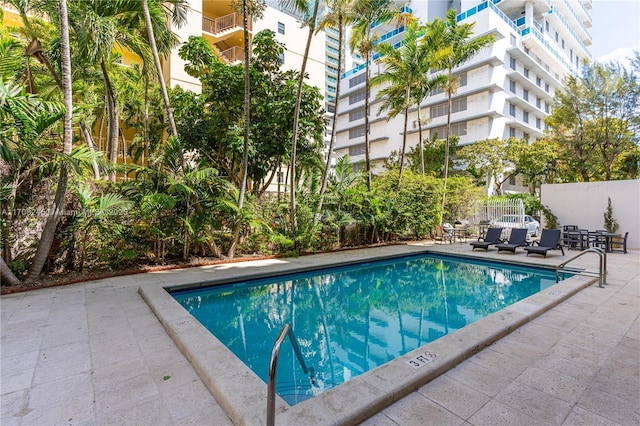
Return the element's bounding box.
[589,0,639,64]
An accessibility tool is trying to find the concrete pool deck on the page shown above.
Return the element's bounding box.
[1,243,638,425]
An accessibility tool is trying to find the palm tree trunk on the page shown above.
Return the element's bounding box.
[23,0,74,284]
[316,15,344,221]
[1,256,21,286]
[289,0,320,233]
[417,104,424,174]
[440,68,453,224]
[364,53,372,190]
[142,0,178,140]
[398,107,409,188]
[80,121,101,179]
[101,61,119,181]
[228,0,252,258]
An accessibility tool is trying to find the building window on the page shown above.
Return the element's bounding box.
[561,39,565,49]
[349,108,365,122]
[509,103,516,116]
[510,79,516,93]
[349,90,366,105]
[523,89,529,101]
[349,126,366,139]
[536,76,541,86]
[555,31,558,42]
[536,118,541,129]
[510,34,516,46]
[431,102,447,119]
[349,73,366,88]
[523,111,529,123]
[536,97,541,108]
[570,49,573,62]
[524,132,530,140]
[327,65,338,74]
[430,97,467,119]
[509,175,516,185]
[430,122,467,139]
[278,53,284,64]
[509,127,516,137]
[524,68,529,78]
[545,83,549,93]
[278,22,285,34]
[545,103,550,113]
[545,21,549,32]
[510,56,516,70]
[459,72,467,86]
[348,143,366,155]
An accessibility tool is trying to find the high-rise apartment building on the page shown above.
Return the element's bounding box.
[334,0,593,180]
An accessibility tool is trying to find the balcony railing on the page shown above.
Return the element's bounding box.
[221,46,243,63]
[202,12,250,36]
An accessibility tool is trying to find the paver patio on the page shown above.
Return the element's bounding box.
[1,243,638,425]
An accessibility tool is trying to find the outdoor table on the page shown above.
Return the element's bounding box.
[598,232,618,252]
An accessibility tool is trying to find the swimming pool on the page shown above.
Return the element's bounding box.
[170,253,560,405]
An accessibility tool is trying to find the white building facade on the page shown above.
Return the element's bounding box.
[334,0,593,179]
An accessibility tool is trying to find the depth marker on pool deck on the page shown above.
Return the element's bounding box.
[406,351,438,369]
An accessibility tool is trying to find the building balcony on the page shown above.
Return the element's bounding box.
[202,13,250,37]
[220,46,244,64]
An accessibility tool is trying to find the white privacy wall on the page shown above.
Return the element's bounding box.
[540,180,640,250]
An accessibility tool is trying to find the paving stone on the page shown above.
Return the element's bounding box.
[515,367,588,404]
[562,406,622,426]
[20,373,94,425]
[32,340,91,386]
[494,381,573,424]
[576,386,640,425]
[380,392,465,426]
[467,399,539,426]
[419,374,491,420]
[445,358,514,397]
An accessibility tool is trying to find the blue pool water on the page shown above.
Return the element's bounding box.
[171,253,559,405]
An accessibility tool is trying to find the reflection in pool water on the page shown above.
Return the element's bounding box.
[171,254,557,405]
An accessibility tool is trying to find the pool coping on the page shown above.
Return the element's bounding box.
[138,245,597,425]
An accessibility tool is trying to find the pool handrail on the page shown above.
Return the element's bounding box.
[556,247,607,288]
[267,323,315,426]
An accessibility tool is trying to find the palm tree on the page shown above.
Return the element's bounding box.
[426,9,494,223]
[141,0,184,141]
[349,0,398,190]
[315,0,353,220]
[283,0,321,233]
[228,0,265,257]
[372,20,446,188]
[23,0,73,284]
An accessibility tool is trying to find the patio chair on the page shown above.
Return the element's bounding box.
[610,232,628,254]
[470,227,503,251]
[495,228,528,254]
[524,229,565,257]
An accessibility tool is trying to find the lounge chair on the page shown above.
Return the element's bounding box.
[495,228,528,254]
[524,229,565,257]
[470,227,503,251]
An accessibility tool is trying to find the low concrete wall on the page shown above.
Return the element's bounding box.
[540,179,639,250]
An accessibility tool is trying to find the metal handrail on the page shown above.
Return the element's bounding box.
[267,324,315,426]
[556,247,607,288]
